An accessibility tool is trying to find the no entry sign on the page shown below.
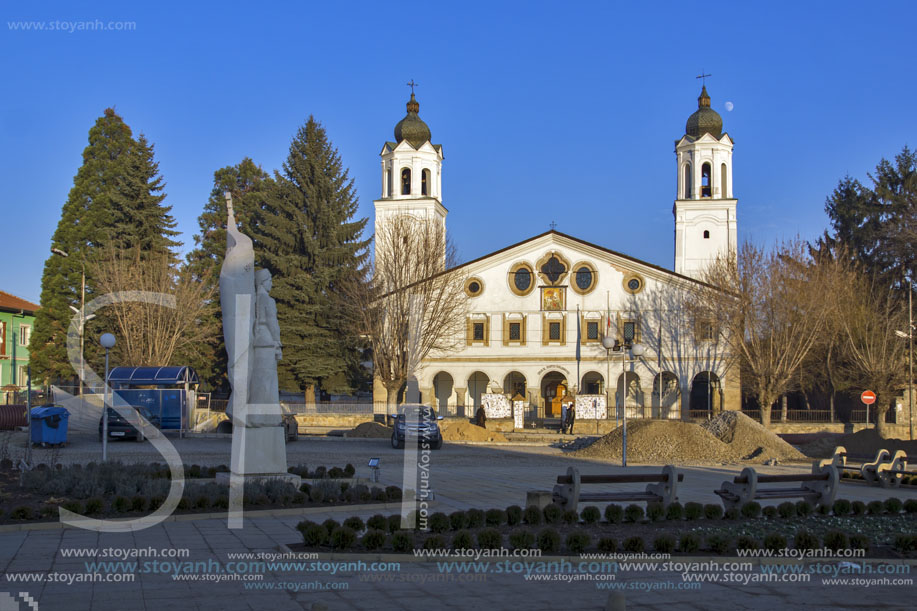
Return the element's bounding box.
[861,390,876,405]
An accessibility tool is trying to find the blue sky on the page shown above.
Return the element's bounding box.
[2,1,915,303]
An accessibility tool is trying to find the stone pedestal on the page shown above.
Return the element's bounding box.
[526,490,553,509]
[216,425,300,487]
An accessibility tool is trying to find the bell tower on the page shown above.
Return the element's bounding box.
[673,85,737,279]
[373,87,446,265]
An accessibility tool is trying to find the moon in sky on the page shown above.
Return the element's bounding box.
[725,101,734,112]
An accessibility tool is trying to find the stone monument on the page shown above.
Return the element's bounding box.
[218,193,299,486]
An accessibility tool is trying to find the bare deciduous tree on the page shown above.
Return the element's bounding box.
[343,215,467,408]
[88,246,219,367]
[696,239,839,428]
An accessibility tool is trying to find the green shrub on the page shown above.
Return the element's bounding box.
[40,505,56,519]
[477,528,503,550]
[387,514,402,533]
[299,483,311,495]
[509,529,534,550]
[684,502,704,521]
[506,505,523,526]
[794,530,819,551]
[313,466,327,478]
[542,504,562,524]
[357,486,372,503]
[371,487,386,502]
[736,536,759,551]
[849,534,869,552]
[832,499,851,516]
[385,486,402,502]
[704,504,723,520]
[653,535,676,554]
[61,500,82,514]
[622,536,645,553]
[566,531,591,554]
[822,530,848,552]
[605,504,624,524]
[763,506,777,519]
[344,516,365,533]
[452,530,474,550]
[466,508,485,528]
[740,502,761,519]
[113,496,131,513]
[130,495,148,512]
[795,500,813,517]
[485,509,507,527]
[330,527,357,550]
[328,467,345,479]
[366,514,387,531]
[724,507,739,520]
[429,512,450,533]
[309,486,325,503]
[188,464,202,478]
[679,533,701,553]
[344,463,355,477]
[884,497,903,514]
[866,500,884,515]
[665,502,684,521]
[322,519,340,534]
[450,511,469,530]
[194,495,211,510]
[391,531,414,553]
[763,533,787,552]
[85,498,104,515]
[893,534,916,553]
[904,499,917,513]
[361,530,387,551]
[624,504,644,523]
[523,506,543,526]
[537,528,561,553]
[851,500,866,515]
[423,535,447,550]
[10,506,33,520]
[597,537,617,553]
[706,535,731,554]
[300,524,327,546]
[213,496,229,510]
[561,509,579,525]
[580,506,601,525]
[645,502,665,522]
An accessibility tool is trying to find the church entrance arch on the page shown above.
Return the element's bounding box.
[503,371,526,399]
[433,372,453,412]
[541,371,567,418]
[690,371,722,416]
[467,371,490,410]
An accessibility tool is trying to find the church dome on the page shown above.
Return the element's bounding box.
[394,93,431,148]
[685,86,723,139]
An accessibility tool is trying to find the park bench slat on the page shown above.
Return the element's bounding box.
[735,473,829,484]
[556,473,684,484]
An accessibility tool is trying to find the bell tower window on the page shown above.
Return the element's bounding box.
[701,163,711,198]
[422,169,430,196]
[386,169,392,197]
[401,168,411,195]
[684,163,692,199]
[720,163,728,198]
[703,230,710,239]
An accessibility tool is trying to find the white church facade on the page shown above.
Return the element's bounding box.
[373,86,740,422]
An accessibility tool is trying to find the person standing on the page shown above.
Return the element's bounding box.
[566,402,576,435]
[560,402,568,434]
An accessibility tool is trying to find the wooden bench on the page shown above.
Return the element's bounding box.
[714,464,838,510]
[550,466,682,512]
[818,446,911,488]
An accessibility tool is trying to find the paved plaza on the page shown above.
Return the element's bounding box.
[1,435,915,610]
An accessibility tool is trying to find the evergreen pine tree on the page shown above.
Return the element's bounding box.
[253,117,369,396]
[185,158,272,390]
[30,108,177,383]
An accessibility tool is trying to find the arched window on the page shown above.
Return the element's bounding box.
[421,169,430,196]
[720,163,728,198]
[684,164,692,199]
[401,168,411,195]
[386,169,392,197]
[701,163,712,197]
[703,230,710,239]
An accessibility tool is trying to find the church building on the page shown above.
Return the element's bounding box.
[373,86,740,423]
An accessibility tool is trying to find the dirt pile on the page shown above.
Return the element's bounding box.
[702,411,805,462]
[347,422,392,438]
[573,420,734,463]
[440,420,508,443]
[800,428,917,458]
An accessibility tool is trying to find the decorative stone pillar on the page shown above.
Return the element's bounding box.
[455,388,467,418]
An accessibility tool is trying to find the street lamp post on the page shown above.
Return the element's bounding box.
[602,334,645,467]
[910,275,914,441]
[51,248,94,400]
[100,333,116,461]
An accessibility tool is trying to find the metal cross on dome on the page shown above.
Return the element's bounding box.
[407,80,418,94]
[696,71,711,85]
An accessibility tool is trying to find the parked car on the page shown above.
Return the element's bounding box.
[213,412,299,442]
[98,406,161,442]
[391,405,443,450]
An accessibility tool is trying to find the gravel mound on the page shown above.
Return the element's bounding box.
[440,420,508,443]
[347,422,392,438]
[573,420,734,463]
[701,411,805,462]
[801,428,917,458]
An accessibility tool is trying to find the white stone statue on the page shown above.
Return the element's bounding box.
[248,268,283,426]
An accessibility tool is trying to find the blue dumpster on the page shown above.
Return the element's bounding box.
[30,405,70,446]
